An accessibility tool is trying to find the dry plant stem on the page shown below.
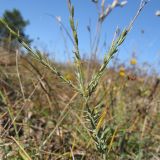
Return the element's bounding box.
[99,0,127,22]
[46,13,74,45]
[10,136,32,160]
[141,116,148,139]
[16,50,25,101]
[59,26,71,63]
[46,13,73,62]
[92,21,102,58]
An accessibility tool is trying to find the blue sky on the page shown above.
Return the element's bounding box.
[0,0,160,68]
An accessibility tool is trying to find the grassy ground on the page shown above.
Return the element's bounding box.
[0,47,159,160]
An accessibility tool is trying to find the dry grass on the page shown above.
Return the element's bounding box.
[0,47,159,160]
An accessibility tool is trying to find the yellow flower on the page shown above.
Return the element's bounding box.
[119,71,125,77]
[130,58,137,65]
[119,66,125,77]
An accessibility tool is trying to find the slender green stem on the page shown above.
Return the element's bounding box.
[67,0,86,96]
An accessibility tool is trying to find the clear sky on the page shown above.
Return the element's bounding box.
[0,0,160,68]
